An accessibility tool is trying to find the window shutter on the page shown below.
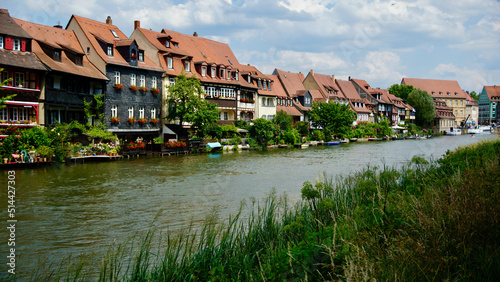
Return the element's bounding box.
[5,37,13,50]
[21,40,26,52]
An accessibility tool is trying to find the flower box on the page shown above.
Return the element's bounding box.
[130,85,138,91]
[111,117,120,124]
[114,83,124,90]
[138,118,148,125]
[139,86,148,92]
[127,117,136,124]
[150,118,159,124]
[151,88,160,95]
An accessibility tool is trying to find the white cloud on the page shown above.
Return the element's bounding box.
[433,63,499,91]
[355,51,404,87]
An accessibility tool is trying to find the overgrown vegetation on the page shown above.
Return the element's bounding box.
[18,139,500,281]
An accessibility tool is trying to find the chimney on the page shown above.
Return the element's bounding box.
[106,16,112,25]
[134,20,140,30]
[310,69,314,76]
[193,32,198,37]
[348,76,351,81]
[332,75,335,82]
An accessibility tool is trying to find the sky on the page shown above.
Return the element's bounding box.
[3,0,500,92]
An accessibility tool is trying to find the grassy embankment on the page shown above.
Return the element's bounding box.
[21,139,500,281]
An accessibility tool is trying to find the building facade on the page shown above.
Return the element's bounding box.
[478,86,500,125]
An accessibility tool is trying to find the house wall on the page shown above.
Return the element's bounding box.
[257,96,276,120]
[66,18,106,74]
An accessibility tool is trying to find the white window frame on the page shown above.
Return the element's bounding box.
[185,61,190,72]
[152,77,157,88]
[202,66,206,77]
[165,41,170,48]
[169,78,175,86]
[167,57,173,69]
[0,37,3,49]
[0,108,7,121]
[139,75,145,87]
[151,107,156,119]
[15,72,25,87]
[111,105,118,117]
[223,111,228,120]
[10,108,18,121]
[128,106,134,118]
[13,39,20,51]
[138,51,144,62]
[130,73,136,86]
[19,107,28,121]
[114,71,120,84]
[268,81,271,91]
[107,45,113,57]
[211,68,216,78]
[139,106,145,119]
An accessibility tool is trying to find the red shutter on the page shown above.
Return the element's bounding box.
[21,40,26,52]
[5,37,13,50]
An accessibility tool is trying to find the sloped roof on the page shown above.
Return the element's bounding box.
[276,105,303,117]
[266,74,288,98]
[0,9,32,39]
[434,100,455,119]
[335,79,363,101]
[273,68,306,97]
[482,86,500,102]
[0,48,46,70]
[70,15,162,72]
[14,18,107,80]
[309,89,326,102]
[401,77,467,99]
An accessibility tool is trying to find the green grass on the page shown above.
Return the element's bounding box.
[14,139,500,281]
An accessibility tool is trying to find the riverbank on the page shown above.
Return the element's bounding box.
[17,138,500,281]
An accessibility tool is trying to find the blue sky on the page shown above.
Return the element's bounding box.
[4,0,500,92]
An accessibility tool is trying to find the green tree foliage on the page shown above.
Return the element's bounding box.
[407,89,436,125]
[309,101,357,138]
[0,68,16,109]
[469,91,480,101]
[166,73,219,132]
[84,94,105,127]
[388,84,414,101]
[273,110,293,131]
[294,121,310,137]
[249,118,278,147]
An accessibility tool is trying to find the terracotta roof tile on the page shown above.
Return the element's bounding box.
[0,48,46,70]
[402,77,467,99]
[276,105,303,117]
[482,86,500,101]
[273,68,307,97]
[0,9,32,39]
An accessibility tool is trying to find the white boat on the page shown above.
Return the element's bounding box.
[479,125,491,132]
[446,128,462,135]
[467,128,483,134]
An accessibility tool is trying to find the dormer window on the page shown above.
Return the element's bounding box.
[439,92,443,95]
[447,92,451,96]
[111,30,119,39]
[258,80,262,90]
[184,61,190,72]
[107,45,113,57]
[455,92,458,96]
[328,89,332,95]
[235,71,239,81]
[202,66,206,77]
[54,50,61,62]
[165,41,170,48]
[75,55,83,66]
[220,69,224,79]
[334,90,338,95]
[211,67,216,78]
[269,81,271,91]
[13,39,20,51]
[263,81,267,91]
[138,51,144,62]
[247,75,251,84]
[173,43,178,48]
[0,37,3,49]
[131,49,137,60]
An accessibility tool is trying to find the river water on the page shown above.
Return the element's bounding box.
[0,133,496,277]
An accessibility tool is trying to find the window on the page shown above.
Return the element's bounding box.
[258,80,262,90]
[263,81,267,91]
[152,77,157,88]
[247,75,251,84]
[111,105,117,117]
[13,39,20,51]
[107,45,113,57]
[447,92,451,96]
[128,106,134,118]
[460,100,463,106]
[138,51,144,62]
[75,55,82,66]
[202,66,206,77]
[114,71,120,84]
[211,68,216,78]
[262,98,266,106]
[130,74,136,86]
[15,72,24,87]
[54,50,61,61]
[151,107,156,119]
[139,75,145,87]
[455,100,458,106]
[169,78,175,85]
[139,106,145,118]
[223,112,228,120]
[268,81,271,91]
[439,92,443,95]
[184,61,190,72]
[18,108,27,121]
[111,30,119,38]
[0,37,3,49]
[235,71,239,81]
[460,110,463,116]
[165,41,170,48]
[455,110,458,115]
[0,108,7,121]
[167,57,173,69]
[10,108,18,121]
[328,89,332,95]
[220,69,224,79]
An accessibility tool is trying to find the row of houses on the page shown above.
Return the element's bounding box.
[0,9,496,141]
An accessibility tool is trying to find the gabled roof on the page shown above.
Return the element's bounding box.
[307,71,340,101]
[482,86,500,102]
[335,79,363,101]
[464,91,478,106]
[276,105,303,117]
[266,74,288,98]
[69,15,161,72]
[401,77,467,99]
[14,18,107,80]
[309,89,326,102]
[0,9,32,39]
[273,68,306,97]
[0,48,46,70]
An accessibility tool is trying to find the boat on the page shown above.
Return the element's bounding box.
[404,136,416,139]
[349,138,358,142]
[327,141,340,145]
[309,141,318,146]
[368,138,383,141]
[479,125,491,132]
[468,128,483,134]
[340,139,348,144]
[392,136,404,140]
[206,142,222,152]
[446,128,462,135]
[301,144,309,149]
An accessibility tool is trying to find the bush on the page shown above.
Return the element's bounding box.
[283,129,301,145]
[311,130,324,141]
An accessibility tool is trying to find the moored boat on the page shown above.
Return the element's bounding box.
[327,141,340,145]
[446,127,462,135]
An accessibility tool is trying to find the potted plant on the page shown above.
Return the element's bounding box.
[37,145,54,162]
[111,117,120,124]
[127,117,136,124]
[114,83,124,90]
[130,85,138,91]
[151,87,160,95]
[150,118,159,124]
[138,118,148,125]
[139,86,148,92]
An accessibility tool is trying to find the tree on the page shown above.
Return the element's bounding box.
[191,100,220,137]
[308,101,357,138]
[273,110,293,131]
[407,89,436,125]
[388,84,414,101]
[0,68,16,109]
[469,91,480,101]
[84,94,105,127]
[249,118,278,147]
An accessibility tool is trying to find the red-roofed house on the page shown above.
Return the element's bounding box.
[0,9,46,132]
[303,69,348,104]
[335,79,371,124]
[427,99,455,134]
[67,15,164,142]
[350,78,395,123]
[273,68,309,122]
[15,18,108,126]
[402,78,467,126]
[478,86,500,124]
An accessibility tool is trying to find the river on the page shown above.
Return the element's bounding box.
[0,133,496,277]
